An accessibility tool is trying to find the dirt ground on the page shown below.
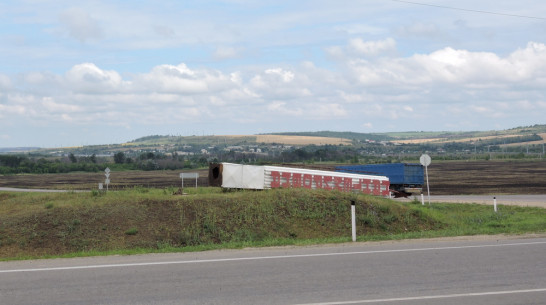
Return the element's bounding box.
[0,160,545,195]
[426,160,546,195]
[0,169,210,191]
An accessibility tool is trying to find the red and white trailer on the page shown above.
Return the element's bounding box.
[209,163,390,196]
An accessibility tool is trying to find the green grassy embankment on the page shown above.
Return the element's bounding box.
[0,188,545,260]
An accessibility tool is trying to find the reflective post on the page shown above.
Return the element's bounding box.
[494,197,498,213]
[351,200,356,242]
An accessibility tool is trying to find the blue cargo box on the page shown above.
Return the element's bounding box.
[335,163,424,185]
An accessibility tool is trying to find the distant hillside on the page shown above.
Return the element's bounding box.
[253,135,351,145]
[14,124,545,157]
[127,134,353,146]
[0,147,41,153]
[388,124,546,145]
[123,124,546,147]
[267,131,392,142]
[127,135,257,146]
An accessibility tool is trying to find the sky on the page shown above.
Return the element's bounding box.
[1,0,546,148]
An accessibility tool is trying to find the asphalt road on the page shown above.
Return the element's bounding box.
[1,236,545,305]
[394,194,546,208]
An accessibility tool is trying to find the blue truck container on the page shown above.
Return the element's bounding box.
[335,163,424,197]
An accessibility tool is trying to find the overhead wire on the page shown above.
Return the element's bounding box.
[391,0,546,20]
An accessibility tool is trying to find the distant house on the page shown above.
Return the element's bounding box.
[176,151,194,156]
[225,146,244,151]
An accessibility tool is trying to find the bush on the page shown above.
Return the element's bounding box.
[125,228,138,235]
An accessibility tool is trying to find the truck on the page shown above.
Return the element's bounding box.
[335,163,424,197]
[209,163,390,196]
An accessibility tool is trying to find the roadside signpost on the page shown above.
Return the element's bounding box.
[180,172,199,191]
[420,154,431,205]
[104,167,111,191]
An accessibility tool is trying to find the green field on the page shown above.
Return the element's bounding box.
[1,188,544,261]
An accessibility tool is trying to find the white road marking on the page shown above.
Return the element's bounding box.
[293,288,546,304]
[1,241,545,273]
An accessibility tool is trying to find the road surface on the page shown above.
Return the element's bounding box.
[395,194,546,208]
[1,236,545,305]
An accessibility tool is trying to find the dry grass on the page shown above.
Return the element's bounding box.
[392,134,532,145]
[254,135,352,145]
[392,138,446,144]
[0,188,440,258]
[502,133,546,146]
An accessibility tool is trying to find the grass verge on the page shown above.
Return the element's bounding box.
[0,188,544,261]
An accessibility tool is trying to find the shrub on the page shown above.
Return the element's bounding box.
[125,228,138,235]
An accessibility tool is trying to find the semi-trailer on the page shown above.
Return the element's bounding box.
[209,163,390,196]
[335,163,424,197]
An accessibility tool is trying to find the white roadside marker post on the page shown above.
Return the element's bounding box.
[351,200,356,242]
[494,197,498,213]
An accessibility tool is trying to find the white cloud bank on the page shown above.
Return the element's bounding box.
[2,39,546,146]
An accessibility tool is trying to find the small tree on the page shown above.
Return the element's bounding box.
[69,153,77,163]
[113,152,126,164]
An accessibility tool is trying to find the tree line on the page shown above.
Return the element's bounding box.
[2,138,544,175]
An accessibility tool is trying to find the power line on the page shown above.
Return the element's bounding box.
[391,0,546,20]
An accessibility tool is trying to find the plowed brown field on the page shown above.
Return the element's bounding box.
[0,160,545,195]
[427,160,546,195]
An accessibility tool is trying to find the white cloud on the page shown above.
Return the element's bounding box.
[310,103,347,118]
[59,7,103,42]
[3,39,546,146]
[134,63,232,94]
[402,106,414,112]
[42,97,82,113]
[264,68,295,82]
[213,46,243,60]
[65,63,125,93]
[334,24,386,35]
[343,40,546,89]
[327,38,397,61]
[0,103,27,115]
[249,67,311,99]
[348,38,396,57]
[24,72,62,86]
[152,25,175,38]
[396,22,442,38]
[267,101,303,116]
[0,74,12,90]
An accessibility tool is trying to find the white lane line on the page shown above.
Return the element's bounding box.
[1,241,545,273]
[293,288,546,304]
